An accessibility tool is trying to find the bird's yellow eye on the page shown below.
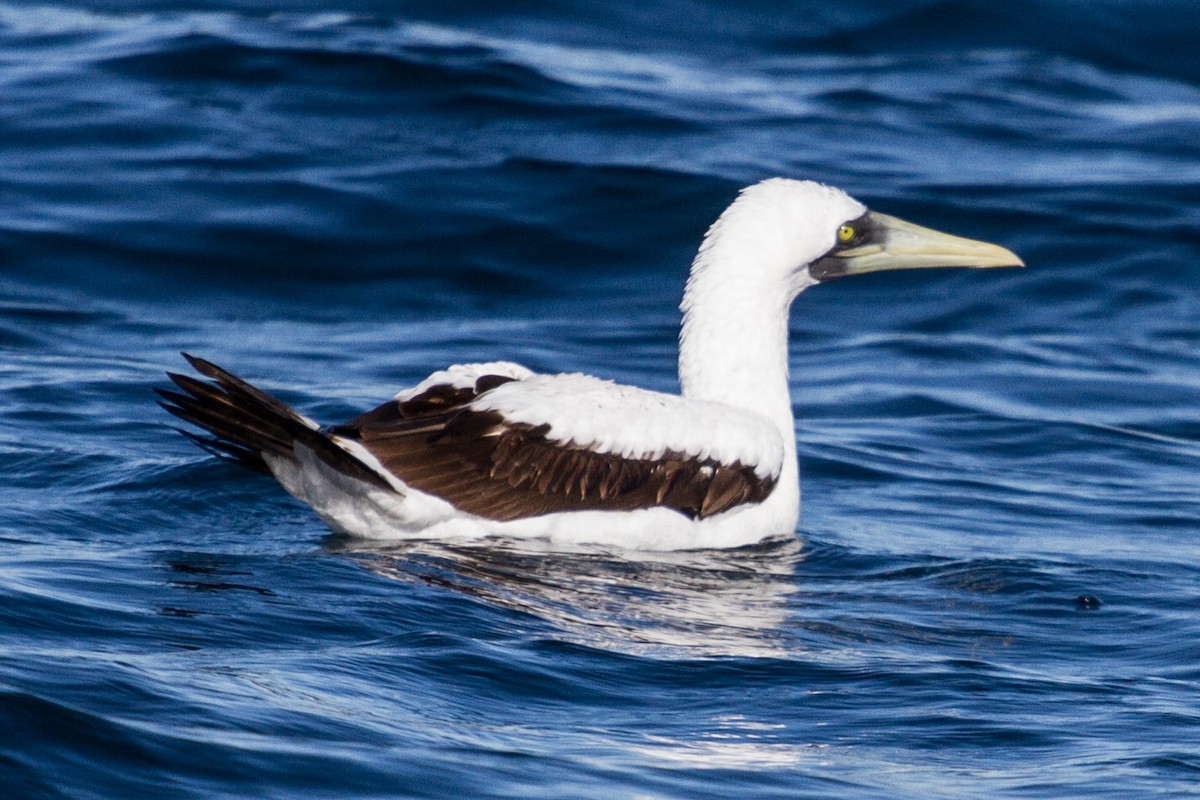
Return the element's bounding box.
[837,224,856,243]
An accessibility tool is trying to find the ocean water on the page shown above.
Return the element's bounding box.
[2,1,1199,797]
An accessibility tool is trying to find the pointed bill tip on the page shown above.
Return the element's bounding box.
[964,243,1024,270]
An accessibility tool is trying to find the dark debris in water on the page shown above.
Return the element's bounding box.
[168,580,277,596]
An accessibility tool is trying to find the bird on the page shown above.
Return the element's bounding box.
[158,178,1022,550]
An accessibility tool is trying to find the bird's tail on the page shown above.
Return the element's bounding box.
[156,353,391,490]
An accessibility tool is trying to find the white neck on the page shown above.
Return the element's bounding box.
[675,193,822,526]
[677,193,816,423]
[678,269,793,424]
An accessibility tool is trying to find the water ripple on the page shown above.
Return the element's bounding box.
[3,1,1200,797]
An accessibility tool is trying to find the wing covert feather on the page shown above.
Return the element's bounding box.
[335,373,780,522]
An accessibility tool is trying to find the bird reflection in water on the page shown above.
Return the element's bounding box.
[327,535,806,658]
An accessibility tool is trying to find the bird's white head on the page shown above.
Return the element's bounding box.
[687,179,857,303]
[689,178,1023,306]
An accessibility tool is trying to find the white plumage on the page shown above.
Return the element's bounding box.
[470,374,784,476]
[161,178,1021,550]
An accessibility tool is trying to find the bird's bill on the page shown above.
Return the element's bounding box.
[810,212,1024,281]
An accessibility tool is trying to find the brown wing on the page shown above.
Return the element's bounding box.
[332,380,778,522]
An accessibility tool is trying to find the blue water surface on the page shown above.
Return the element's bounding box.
[2,1,1199,798]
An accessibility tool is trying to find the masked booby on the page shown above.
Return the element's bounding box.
[159,179,1022,550]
